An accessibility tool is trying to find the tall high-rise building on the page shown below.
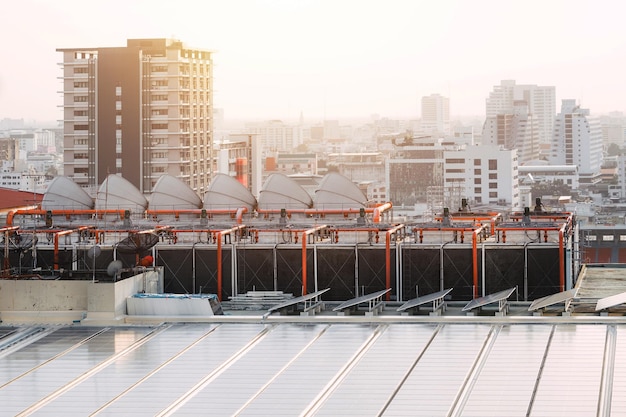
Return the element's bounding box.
[482,100,539,164]
[486,80,555,145]
[421,94,450,135]
[550,99,603,186]
[58,38,213,193]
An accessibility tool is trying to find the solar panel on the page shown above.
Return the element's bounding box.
[595,290,626,311]
[462,287,516,312]
[266,288,330,314]
[333,289,391,312]
[397,288,453,312]
[528,288,578,312]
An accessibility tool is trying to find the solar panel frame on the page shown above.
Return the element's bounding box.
[397,288,453,312]
[528,288,579,311]
[461,287,516,312]
[332,288,391,312]
[266,288,330,314]
[595,290,626,311]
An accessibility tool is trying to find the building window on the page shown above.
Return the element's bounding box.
[474,169,481,175]
[474,187,481,193]
[474,178,481,184]
[489,173,497,179]
[489,192,498,198]
[474,159,481,166]
[489,159,498,170]
[445,158,465,164]
[489,183,497,189]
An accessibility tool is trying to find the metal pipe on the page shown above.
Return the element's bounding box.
[472,226,487,298]
[216,225,246,301]
[300,225,327,295]
[385,224,404,301]
[6,209,127,226]
[1,226,20,271]
[53,226,94,270]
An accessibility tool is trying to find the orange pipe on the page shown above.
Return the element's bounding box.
[559,223,566,291]
[53,226,94,270]
[6,209,127,226]
[300,225,328,295]
[146,208,248,216]
[256,202,392,218]
[385,224,404,301]
[472,225,487,298]
[216,225,246,301]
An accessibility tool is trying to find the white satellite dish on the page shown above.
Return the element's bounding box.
[107,260,123,277]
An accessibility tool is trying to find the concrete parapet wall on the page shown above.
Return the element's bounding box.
[0,268,163,324]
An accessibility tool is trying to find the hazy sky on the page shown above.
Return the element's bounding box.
[2,0,626,123]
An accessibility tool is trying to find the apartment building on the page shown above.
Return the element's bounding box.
[486,80,555,145]
[421,93,450,135]
[550,99,603,187]
[482,100,540,164]
[58,38,213,193]
[443,145,519,209]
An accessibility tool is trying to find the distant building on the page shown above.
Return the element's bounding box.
[266,153,318,176]
[421,94,450,135]
[386,136,447,208]
[58,38,213,194]
[482,100,539,164]
[245,120,302,153]
[611,155,626,200]
[326,152,385,183]
[215,133,262,197]
[518,164,579,189]
[486,80,555,145]
[0,138,18,164]
[386,135,519,211]
[550,100,603,187]
[443,145,519,209]
[600,112,625,148]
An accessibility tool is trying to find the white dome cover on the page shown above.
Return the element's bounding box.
[314,172,366,209]
[258,173,312,210]
[203,173,257,211]
[42,176,94,210]
[149,175,202,210]
[95,174,147,212]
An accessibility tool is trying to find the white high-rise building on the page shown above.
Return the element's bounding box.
[486,80,555,145]
[421,94,450,135]
[550,99,603,186]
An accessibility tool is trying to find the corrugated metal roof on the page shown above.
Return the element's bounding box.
[0,319,624,416]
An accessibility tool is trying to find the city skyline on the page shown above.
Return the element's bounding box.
[2,0,626,123]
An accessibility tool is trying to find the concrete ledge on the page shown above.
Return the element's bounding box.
[0,310,86,324]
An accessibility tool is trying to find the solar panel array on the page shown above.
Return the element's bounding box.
[1,321,625,416]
